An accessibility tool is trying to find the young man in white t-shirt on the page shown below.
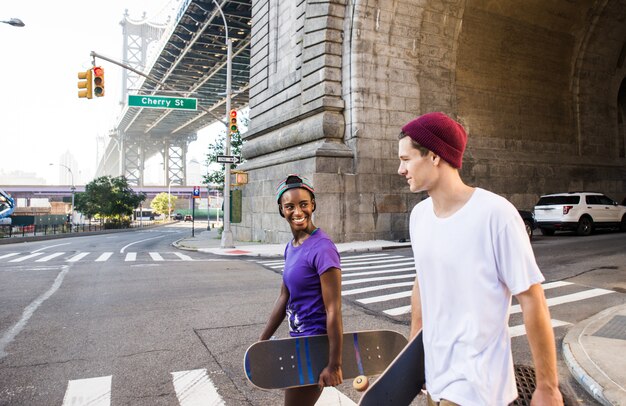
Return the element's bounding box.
[397,112,563,405]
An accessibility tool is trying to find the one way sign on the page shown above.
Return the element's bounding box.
[216,155,241,164]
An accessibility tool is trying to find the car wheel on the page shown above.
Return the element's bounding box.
[540,228,554,236]
[576,216,593,236]
[523,220,533,239]
[621,215,626,232]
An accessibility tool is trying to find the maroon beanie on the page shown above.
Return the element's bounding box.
[401,112,467,168]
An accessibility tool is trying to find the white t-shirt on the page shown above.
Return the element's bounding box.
[409,188,544,406]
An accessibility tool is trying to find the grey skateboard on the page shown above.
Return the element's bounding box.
[244,330,408,390]
[358,331,425,405]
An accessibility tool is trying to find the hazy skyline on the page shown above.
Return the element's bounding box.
[0,0,219,186]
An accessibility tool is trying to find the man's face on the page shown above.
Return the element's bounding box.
[397,136,436,193]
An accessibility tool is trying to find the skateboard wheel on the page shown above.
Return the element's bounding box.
[353,375,369,391]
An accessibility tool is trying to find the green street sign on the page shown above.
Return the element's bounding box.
[128,95,197,111]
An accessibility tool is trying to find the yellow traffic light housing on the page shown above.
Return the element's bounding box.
[93,66,105,97]
[77,69,93,99]
[229,109,238,134]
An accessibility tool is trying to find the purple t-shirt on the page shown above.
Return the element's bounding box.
[283,229,341,337]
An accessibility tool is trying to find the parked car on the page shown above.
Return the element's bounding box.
[533,192,626,236]
[517,210,536,239]
[174,213,183,220]
[184,215,193,222]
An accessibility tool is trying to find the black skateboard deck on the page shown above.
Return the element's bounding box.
[359,331,425,405]
[244,330,407,390]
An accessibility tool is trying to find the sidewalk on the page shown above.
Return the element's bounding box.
[173,230,626,405]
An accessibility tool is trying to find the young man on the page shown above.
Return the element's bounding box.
[397,112,563,405]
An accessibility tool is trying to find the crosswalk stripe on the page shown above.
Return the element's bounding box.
[341,253,395,261]
[510,288,614,314]
[357,290,412,304]
[509,319,571,338]
[343,281,415,296]
[149,252,164,261]
[62,375,111,406]
[67,253,90,262]
[95,252,113,262]
[125,252,137,262]
[341,257,410,267]
[343,274,416,286]
[171,369,225,406]
[36,252,65,262]
[0,253,19,260]
[342,267,416,278]
[317,387,357,405]
[384,304,411,316]
[174,252,194,261]
[9,252,44,262]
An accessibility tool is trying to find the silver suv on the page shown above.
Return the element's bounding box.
[534,192,626,236]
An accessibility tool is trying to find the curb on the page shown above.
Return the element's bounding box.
[562,341,612,406]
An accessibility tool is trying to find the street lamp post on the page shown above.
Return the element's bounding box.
[212,0,234,248]
[1,18,25,27]
[50,163,75,228]
[168,181,172,221]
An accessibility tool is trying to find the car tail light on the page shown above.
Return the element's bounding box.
[563,205,573,214]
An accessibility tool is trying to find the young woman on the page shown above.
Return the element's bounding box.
[259,174,343,406]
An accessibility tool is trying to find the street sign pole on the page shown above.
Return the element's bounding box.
[221,38,234,248]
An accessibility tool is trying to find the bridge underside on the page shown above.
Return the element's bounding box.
[97,0,251,186]
[237,0,626,243]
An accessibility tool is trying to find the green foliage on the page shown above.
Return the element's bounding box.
[151,192,177,215]
[74,176,146,221]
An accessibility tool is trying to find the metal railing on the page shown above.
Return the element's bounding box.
[0,220,163,239]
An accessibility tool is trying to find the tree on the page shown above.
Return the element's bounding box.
[74,176,146,222]
[202,110,247,189]
[151,192,177,216]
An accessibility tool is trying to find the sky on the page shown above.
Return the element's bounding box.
[0,0,219,186]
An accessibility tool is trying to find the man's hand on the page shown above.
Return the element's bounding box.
[318,364,343,388]
[531,386,563,405]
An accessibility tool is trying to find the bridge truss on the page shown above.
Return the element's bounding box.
[97,0,251,186]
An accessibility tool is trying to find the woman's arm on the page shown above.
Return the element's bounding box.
[318,267,343,387]
[259,282,289,341]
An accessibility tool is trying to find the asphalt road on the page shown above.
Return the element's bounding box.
[0,224,623,405]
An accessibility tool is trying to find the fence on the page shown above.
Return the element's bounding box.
[0,219,160,239]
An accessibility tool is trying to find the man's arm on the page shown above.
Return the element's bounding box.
[410,277,422,339]
[516,283,563,405]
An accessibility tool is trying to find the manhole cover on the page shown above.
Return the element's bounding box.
[512,365,535,405]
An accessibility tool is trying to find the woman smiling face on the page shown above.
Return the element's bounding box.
[280,188,316,234]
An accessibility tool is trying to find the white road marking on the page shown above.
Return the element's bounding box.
[342,266,416,278]
[9,253,44,262]
[343,274,415,286]
[174,252,194,261]
[0,266,70,358]
[0,253,19,260]
[358,290,412,304]
[343,281,415,296]
[317,387,357,405]
[171,369,225,406]
[120,235,165,253]
[67,253,90,263]
[36,252,65,262]
[341,257,410,268]
[62,375,111,406]
[510,288,614,314]
[509,319,570,338]
[125,252,137,262]
[95,252,113,262]
[149,252,164,261]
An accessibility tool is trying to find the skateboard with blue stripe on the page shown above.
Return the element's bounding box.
[243,330,407,390]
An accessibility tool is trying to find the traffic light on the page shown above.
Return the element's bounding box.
[77,69,93,99]
[93,66,105,97]
[229,109,238,134]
